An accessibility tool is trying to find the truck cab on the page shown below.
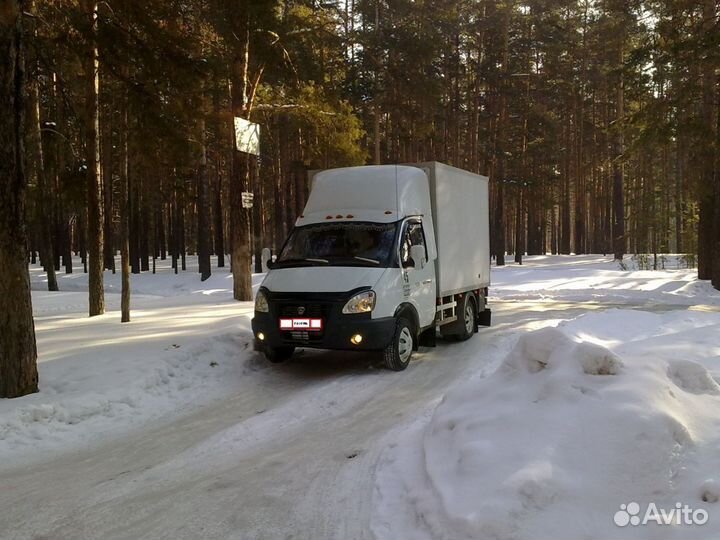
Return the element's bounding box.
[251,163,490,371]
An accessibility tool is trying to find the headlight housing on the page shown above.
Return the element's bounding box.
[255,290,269,312]
[342,290,376,314]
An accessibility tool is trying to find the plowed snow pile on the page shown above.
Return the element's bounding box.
[373,310,720,540]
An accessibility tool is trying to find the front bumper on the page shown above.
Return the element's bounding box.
[251,288,396,351]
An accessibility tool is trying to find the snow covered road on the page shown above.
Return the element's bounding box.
[0,300,592,540]
[2,256,719,540]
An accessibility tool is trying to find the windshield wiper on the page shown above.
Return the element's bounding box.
[353,256,380,265]
[275,257,329,266]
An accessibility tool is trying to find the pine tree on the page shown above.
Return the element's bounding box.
[0,0,39,398]
[82,0,105,316]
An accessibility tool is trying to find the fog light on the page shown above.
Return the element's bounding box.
[351,334,363,345]
[257,332,265,341]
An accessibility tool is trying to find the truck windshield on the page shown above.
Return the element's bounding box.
[276,221,399,267]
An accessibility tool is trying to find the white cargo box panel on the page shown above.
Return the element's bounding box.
[416,162,490,295]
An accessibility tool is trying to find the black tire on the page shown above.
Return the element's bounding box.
[264,346,295,363]
[455,294,477,342]
[383,317,414,371]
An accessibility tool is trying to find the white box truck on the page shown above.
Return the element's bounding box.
[251,162,491,371]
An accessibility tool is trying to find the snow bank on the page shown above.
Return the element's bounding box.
[492,254,720,306]
[1,255,263,468]
[374,310,720,540]
[0,333,255,465]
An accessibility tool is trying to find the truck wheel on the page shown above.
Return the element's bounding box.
[456,294,477,341]
[264,346,295,363]
[383,317,414,371]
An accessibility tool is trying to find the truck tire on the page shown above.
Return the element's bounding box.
[440,293,477,341]
[264,346,295,363]
[455,294,477,341]
[383,317,414,371]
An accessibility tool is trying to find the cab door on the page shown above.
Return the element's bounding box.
[399,219,436,328]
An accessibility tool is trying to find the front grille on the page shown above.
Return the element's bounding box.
[262,288,371,345]
[276,302,328,343]
[279,303,325,318]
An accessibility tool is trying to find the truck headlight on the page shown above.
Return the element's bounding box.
[255,290,269,313]
[342,290,376,314]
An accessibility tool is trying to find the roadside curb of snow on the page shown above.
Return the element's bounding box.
[372,311,720,540]
[0,333,253,467]
[371,332,521,540]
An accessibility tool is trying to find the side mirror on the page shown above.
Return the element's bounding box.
[409,245,426,270]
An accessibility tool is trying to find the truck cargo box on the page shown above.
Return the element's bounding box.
[413,162,490,296]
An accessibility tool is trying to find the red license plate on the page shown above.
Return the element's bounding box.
[279,318,323,331]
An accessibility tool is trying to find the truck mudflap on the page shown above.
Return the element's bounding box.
[478,308,492,327]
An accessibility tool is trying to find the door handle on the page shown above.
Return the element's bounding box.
[422,279,432,284]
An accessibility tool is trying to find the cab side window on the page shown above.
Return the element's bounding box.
[400,221,427,267]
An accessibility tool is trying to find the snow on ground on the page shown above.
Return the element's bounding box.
[4,252,720,539]
[0,256,263,467]
[492,254,719,306]
[29,254,250,299]
[6,253,719,470]
[373,308,720,540]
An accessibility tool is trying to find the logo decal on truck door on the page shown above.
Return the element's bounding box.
[403,271,410,297]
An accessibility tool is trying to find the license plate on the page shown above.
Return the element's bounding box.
[279,318,323,331]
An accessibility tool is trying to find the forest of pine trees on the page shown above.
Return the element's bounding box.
[1,0,719,397]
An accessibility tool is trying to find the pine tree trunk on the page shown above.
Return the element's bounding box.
[231,144,252,299]
[213,169,224,267]
[713,74,720,290]
[273,118,284,250]
[212,79,225,268]
[159,201,167,260]
[711,105,720,291]
[230,10,253,301]
[574,101,586,255]
[698,0,717,283]
[26,5,58,292]
[179,189,186,271]
[198,116,211,281]
[373,104,381,165]
[170,195,178,272]
[712,174,720,290]
[50,71,72,275]
[63,215,72,273]
[493,2,511,267]
[0,1,39,398]
[252,156,264,273]
[612,11,625,261]
[551,205,558,254]
[514,189,523,264]
[140,198,149,272]
[129,168,139,273]
[119,68,130,322]
[675,139,684,253]
[101,73,114,272]
[560,120,571,254]
[82,0,104,316]
[293,160,306,225]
